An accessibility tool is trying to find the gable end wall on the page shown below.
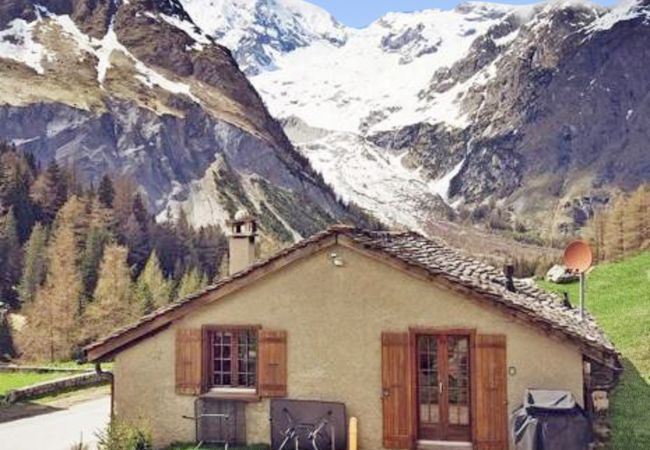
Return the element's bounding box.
[113,245,584,449]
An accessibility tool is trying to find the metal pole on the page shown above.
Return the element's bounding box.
[579,272,586,320]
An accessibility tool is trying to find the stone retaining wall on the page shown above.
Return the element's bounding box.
[2,371,111,404]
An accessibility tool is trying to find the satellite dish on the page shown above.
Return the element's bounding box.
[563,240,593,273]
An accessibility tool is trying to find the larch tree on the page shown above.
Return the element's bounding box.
[112,175,137,226]
[176,267,208,301]
[54,195,90,260]
[18,221,81,362]
[83,244,139,343]
[17,223,48,304]
[603,196,627,260]
[624,186,645,252]
[89,197,117,235]
[134,250,173,314]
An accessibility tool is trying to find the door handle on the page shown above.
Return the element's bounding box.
[439,381,443,394]
[382,388,390,398]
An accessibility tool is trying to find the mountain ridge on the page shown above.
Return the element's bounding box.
[180,0,650,236]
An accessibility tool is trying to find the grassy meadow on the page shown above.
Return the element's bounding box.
[538,250,650,449]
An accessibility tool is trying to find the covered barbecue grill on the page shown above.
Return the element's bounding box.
[271,399,347,450]
[510,389,592,450]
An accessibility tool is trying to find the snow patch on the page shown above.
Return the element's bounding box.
[96,21,121,84]
[0,19,49,74]
[158,13,211,46]
[428,157,466,201]
[585,0,650,32]
[50,13,200,102]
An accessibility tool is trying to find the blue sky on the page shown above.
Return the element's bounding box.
[308,0,617,28]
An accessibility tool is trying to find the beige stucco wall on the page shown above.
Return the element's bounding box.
[113,244,584,449]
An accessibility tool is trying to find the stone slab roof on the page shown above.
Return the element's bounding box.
[85,226,619,367]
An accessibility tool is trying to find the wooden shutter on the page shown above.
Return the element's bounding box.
[381,332,413,449]
[474,334,508,450]
[258,329,287,398]
[175,328,204,395]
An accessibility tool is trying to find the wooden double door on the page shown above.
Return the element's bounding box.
[382,330,508,449]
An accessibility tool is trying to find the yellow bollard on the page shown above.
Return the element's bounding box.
[348,416,358,450]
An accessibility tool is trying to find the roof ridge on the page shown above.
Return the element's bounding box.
[84,227,619,368]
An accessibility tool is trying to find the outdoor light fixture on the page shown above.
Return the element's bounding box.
[330,253,344,267]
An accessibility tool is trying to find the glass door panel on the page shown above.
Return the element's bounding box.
[446,336,471,441]
[417,335,441,440]
[416,334,471,442]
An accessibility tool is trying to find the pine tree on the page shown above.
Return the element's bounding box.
[123,213,151,275]
[79,227,109,307]
[131,194,149,230]
[175,209,199,278]
[18,222,81,361]
[194,225,227,282]
[83,245,139,342]
[176,267,207,300]
[0,146,37,241]
[0,209,23,307]
[30,161,67,225]
[18,223,48,304]
[97,174,115,209]
[134,251,173,314]
[151,221,181,279]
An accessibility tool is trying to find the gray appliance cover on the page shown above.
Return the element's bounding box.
[511,389,592,450]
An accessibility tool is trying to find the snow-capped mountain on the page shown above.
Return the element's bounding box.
[0,0,370,247]
[179,0,347,74]
[181,0,650,236]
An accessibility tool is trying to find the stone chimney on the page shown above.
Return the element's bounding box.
[228,210,258,275]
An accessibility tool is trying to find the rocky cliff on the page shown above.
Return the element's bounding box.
[0,0,366,243]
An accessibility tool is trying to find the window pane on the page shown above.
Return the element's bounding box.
[210,329,257,388]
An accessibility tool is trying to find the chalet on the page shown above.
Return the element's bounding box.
[85,214,620,450]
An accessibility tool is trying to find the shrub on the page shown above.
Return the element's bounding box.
[69,442,89,450]
[0,305,15,361]
[96,420,152,450]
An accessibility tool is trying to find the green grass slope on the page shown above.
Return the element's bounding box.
[538,251,650,449]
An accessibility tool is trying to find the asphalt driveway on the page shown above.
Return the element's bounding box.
[0,395,110,450]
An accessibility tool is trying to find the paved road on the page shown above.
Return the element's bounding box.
[0,396,110,450]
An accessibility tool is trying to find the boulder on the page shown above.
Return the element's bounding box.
[546,264,579,283]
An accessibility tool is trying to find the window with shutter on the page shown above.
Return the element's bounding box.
[205,327,259,389]
[258,330,288,398]
[175,328,204,395]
